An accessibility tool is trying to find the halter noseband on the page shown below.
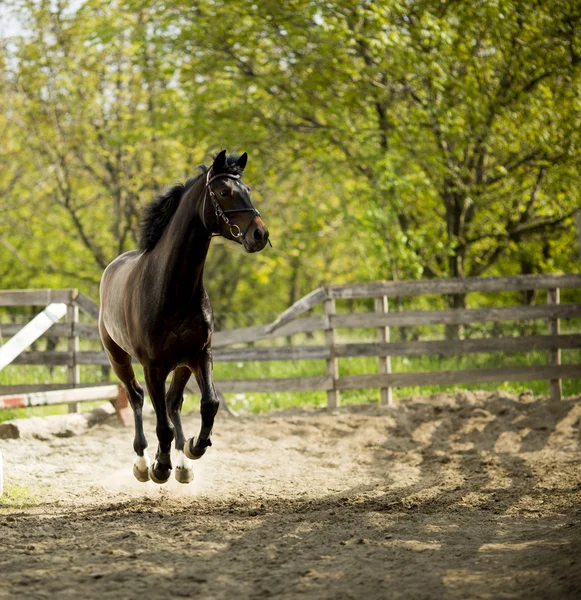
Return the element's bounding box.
[201,170,261,239]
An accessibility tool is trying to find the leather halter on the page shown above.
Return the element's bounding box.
[201,170,260,239]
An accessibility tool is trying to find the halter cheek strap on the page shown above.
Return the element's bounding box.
[201,170,261,239]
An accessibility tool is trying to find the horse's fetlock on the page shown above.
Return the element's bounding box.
[156,424,175,443]
[134,436,148,455]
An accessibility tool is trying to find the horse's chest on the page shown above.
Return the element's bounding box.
[162,315,212,355]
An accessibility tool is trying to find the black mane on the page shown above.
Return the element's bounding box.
[137,175,200,252]
[137,154,245,252]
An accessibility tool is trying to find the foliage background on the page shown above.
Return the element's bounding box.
[1,0,579,323]
[0,0,581,414]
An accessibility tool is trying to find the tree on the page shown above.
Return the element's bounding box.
[2,0,202,290]
[1,0,579,329]
[174,0,581,319]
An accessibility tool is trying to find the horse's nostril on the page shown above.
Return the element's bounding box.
[254,228,265,242]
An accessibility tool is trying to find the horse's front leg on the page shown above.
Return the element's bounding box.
[185,348,220,461]
[144,365,174,484]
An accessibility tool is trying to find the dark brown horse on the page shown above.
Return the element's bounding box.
[99,150,269,484]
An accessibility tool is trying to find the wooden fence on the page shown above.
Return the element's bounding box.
[1,273,581,409]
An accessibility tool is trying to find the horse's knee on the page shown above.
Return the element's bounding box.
[201,397,219,420]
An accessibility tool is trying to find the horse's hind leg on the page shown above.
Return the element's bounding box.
[100,328,150,482]
[144,365,174,484]
[166,366,194,484]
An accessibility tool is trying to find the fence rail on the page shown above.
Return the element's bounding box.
[1,272,581,409]
[327,273,581,299]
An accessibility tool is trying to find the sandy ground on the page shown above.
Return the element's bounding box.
[1,391,580,600]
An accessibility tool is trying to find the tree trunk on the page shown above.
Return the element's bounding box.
[519,253,536,305]
[444,187,467,340]
[396,296,408,342]
[445,292,467,340]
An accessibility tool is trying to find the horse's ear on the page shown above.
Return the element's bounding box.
[236,152,248,171]
[213,150,227,172]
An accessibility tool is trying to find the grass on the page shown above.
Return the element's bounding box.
[0,364,117,423]
[209,348,581,414]
[0,483,42,511]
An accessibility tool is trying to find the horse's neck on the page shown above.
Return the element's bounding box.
[149,179,211,305]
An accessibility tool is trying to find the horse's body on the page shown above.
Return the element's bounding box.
[99,151,268,484]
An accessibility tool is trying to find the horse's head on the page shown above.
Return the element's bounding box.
[203,150,269,253]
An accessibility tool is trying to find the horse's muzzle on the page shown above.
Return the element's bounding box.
[243,218,269,253]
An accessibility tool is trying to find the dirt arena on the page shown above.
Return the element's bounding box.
[1,391,580,599]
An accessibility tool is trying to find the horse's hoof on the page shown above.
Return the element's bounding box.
[184,436,209,460]
[174,450,194,484]
[133,454,151,483]
[175,466,194,484]
[133,463,150,482]
[149,462,171,485]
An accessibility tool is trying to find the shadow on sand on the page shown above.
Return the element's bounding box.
[1,393,580,599]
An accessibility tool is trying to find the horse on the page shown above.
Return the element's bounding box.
[98,150,269,484]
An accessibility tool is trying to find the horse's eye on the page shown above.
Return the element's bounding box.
[220,189,229,197]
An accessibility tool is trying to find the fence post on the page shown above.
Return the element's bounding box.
[547,288,562,401]
[67,302,80,413]
[324,297,339,408]
[375,296,393,406]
